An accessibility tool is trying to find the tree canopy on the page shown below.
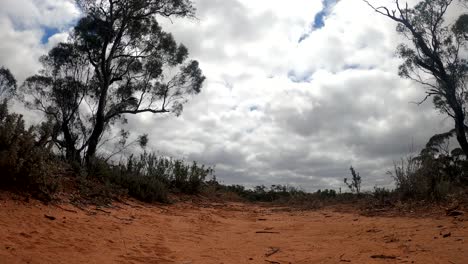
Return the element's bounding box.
[0,67,17,102]
[365,0,468,156]
[22,0,205,164]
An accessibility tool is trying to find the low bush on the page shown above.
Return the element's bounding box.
[389,151,466,202]
[86,152,214,203]
[0,101,60,200]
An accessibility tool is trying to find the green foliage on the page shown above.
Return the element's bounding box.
[366,0,468,156]
[123,152,213,195]
[0,66,17,101]
[0,101,59,200]
[84,157,167,203]
[22,0,205,164]
[86,152,214,203]
[315,189,337,199]
[107,169,169,204]
[344,166,362,194]
[372,187,393,205]
[388,134,467,201]
[209,183,308,203]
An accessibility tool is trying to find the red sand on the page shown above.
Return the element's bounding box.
[0,198,467,264]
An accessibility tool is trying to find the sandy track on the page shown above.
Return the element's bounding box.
[0,199,467,264]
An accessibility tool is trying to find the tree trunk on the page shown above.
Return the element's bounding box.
[62,122,81,164]
[85,80,109,165]
[454,109,468,156]
[447,88,468,157]
[85,121,104,165]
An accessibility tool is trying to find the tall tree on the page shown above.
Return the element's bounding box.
[23,43,90,162]
[0,66,17,101]
[365,0,468,156]
[23,0,205,164]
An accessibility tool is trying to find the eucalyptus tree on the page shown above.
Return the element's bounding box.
[365,0,468,156]
[23,43,91,162]
[0,66,17,101]
[23,0,205,164]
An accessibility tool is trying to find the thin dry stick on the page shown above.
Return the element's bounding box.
[95,207,111,214]
[265,247,280,257]
[119,229,127,255]
[370,254,396,259]
[54,205,78,213]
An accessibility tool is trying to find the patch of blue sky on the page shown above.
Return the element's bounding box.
[313,10,327,29]
[298,0,340,43]
[39,15,82,45]
[41,26,60,44]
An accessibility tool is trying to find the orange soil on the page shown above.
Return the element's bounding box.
[0,198,467,264]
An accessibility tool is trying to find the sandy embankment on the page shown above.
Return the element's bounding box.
[0,198,467,264]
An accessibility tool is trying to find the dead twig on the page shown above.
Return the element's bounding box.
[44,214,56,221]
[256,231,280,234]
[340,253,351,262]
[95,207,112,214]
[113,216,134,222]
[54,205,78,213]
[442,232,452,238]
[265,247,280,257]
[370,254,397,259]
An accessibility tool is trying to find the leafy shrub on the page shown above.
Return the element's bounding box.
[0,101,59,200]
[315,189,337,199]
[372,187,393,205]
[210,183,308,203]
[109,166,169,203]
[86,152,214,203]
[171,160,211,194]
[344,166,362,195]
[389,150,465,201]
[123,152,213,195]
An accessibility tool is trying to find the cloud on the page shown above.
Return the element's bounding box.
[0,0,459,191]
[0,0,79,81]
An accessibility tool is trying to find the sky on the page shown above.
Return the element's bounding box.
[0,0,461,191]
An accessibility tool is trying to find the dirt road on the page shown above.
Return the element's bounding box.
[0,198,466,264]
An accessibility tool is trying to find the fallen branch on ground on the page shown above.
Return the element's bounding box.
[95,207,111,214]
[370,254,396,259]
[54,205,78,213]
[265,247,280,257]
[44,214,56,220]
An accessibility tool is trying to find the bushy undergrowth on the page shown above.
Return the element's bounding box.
[88,152,214,203]
[388,138,468,202]
[204,183,306,202]
[0,101,60,200]
[0,100,214,204]
[1,99,466,207]
[205,181,345,206]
